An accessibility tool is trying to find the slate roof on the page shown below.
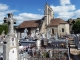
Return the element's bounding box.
[47,18,68,27]
[18,20,42,28]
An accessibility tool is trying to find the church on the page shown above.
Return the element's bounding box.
[17,4,70,38]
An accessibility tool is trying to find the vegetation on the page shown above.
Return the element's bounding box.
[72,20,80,33]
[0,23,8,35]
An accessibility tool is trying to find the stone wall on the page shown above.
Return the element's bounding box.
[58,24,70,37]
[40,20,46,34]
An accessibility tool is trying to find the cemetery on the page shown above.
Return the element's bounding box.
[0,13,70,60]
[0,4,80,60]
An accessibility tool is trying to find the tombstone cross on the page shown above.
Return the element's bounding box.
[3,13,16,34]
[3,13,19,60]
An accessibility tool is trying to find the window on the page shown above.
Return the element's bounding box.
[52,28,54,34]
[62,28,64,32]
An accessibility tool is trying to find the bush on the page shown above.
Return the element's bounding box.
[0,24,8,35]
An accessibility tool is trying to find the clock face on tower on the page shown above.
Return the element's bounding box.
[10,37,16,47]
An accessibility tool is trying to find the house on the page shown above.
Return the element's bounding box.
[17,3,70,38]
[68,18,80,34]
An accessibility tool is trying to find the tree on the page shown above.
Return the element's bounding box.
[72,20,80,33]
[0,25,3,35]
[3,24,8,34]
[0,23,8,35]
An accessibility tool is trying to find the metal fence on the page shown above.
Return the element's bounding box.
[19,49,68,60]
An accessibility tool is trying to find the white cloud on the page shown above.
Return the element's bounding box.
[60,0,70,5]
[0,3,43,25]
[19,13,42,19]
[5,10,18,13]
[1,0,80,25]
[14,13,43,24]
[0,4,9,11]
[57,12,74,19]
[14,13,43,20]
[51,5,75,13]
[38,9,44,12]
[50,0,80,20]
[38,9,42,11]
[75,9,80,17]
[0,3,17,25]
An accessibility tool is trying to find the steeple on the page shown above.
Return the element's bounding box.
[44,3,54,25]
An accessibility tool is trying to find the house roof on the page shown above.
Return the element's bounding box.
[18,20,42,28]
[68,18,80,24]
[18,18,68,28]
[48,18,68,27]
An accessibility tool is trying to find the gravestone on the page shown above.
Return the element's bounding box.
[31,31,35,38]
[24,28,28,36]
[35,28,40,39]
[55,32,58,40]
[21,28,28,39]
[74,35,79,47]
[3,13,19,60]
[47,29,51,39]
[21,33,25,39]
[42,33,46,38]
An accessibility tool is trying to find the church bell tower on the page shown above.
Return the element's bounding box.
[44,3,54,25]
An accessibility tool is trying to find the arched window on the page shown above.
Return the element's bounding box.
[62,28,64,32]
[52,28,54,34]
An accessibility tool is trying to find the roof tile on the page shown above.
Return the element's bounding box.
[48,18,68,26]
[18,20,41,28]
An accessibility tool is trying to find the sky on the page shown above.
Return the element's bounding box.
[0,0,80,25]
